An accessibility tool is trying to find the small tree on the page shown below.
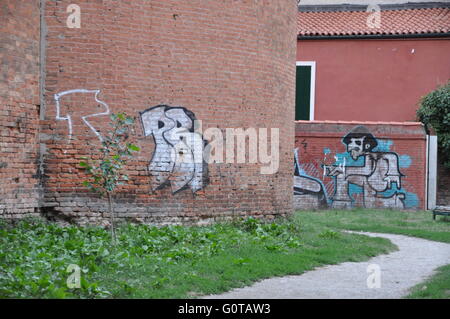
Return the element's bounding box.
[79,113,140,244]
[417,82,450,168]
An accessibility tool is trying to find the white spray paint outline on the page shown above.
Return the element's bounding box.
[54,89,110,142]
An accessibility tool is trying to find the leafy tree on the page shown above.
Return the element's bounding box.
[79,113,140,244]
[417,82,450,168]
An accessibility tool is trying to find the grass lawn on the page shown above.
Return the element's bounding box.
[1,209,447,299]
[295,209,450,243]
[294,209,450,299]
[406,264,450,299]
[0,215,395,299]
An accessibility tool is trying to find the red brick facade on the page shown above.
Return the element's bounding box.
[294,121,427,210]
[0,0,41,218]
[37,0,297,225]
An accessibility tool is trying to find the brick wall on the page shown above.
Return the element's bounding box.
[294,121,427,210]
[38,0,297,225]
[0,0,41,219]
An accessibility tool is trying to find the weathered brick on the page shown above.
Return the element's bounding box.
[0,0,41,217]
[36,0,297,225]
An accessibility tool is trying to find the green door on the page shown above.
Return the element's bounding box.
[296,65,312,121]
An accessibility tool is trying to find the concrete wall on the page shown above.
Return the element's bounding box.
[297,38,450,122]
[38,0,297,225]
[0,0,41,219]
[294,121,427,210]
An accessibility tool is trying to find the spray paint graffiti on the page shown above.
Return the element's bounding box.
[54,89,110,141]
[140,105,208,194]
[325,126,407,209]
[294,126,418,209]
[293,148,328,208]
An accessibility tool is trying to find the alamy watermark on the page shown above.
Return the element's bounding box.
[366,264,381,289]
[66,264,81,289]
[66,4,81,29]
[366,4,381,29]
[168,121,280,175]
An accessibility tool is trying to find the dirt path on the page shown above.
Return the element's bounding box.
[202,232,450,299]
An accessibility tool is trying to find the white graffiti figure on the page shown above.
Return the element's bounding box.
[326,126,405,209]
[54,89,110,141]
[140,105,208,194]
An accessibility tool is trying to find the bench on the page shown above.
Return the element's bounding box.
[433,206,450,220]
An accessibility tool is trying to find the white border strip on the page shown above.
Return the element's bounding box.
[296,61,316,121]
[427,135,438,210]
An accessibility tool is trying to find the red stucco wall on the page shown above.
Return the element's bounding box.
[297,38,450,122]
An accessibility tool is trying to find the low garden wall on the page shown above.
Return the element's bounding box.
[294,121,428,210]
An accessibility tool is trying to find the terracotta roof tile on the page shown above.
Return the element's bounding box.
[298,8,450,37]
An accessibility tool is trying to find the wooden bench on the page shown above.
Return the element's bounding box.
[433,206,450,220]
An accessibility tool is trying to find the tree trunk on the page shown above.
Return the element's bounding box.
[107,191,117,245]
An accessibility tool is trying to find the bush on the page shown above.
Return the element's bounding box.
[417,82,450,168]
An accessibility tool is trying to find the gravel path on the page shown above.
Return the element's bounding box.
[202,232,450,299]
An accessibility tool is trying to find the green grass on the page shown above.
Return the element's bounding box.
[294,208,450,243]
[294,209,450,299]
[2,209,448,299]
[0,215,395,299]
[406,264,450,299]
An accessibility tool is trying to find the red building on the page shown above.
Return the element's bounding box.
[296,3,450,122]
[293,3,449,210]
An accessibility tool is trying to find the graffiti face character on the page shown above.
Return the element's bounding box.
[343,126,378,160]
[327,125,406,209]
[347,136,366,160]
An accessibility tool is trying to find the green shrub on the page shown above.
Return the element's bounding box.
[417,82,450,168]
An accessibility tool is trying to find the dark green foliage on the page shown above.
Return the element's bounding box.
[0,217,301,298]
[0,215,395,299]
[0,219,112,298]
[417,82,450,168]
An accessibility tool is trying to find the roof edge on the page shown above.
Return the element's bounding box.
[298,32,450,40]
[298,2,450,12]
[295,120,423,126]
